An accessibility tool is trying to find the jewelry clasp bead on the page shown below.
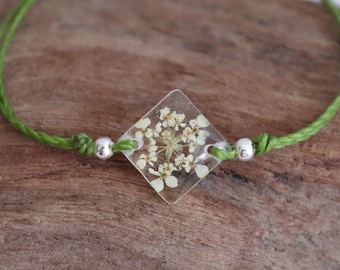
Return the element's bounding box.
[235,138,255,161]
[95,137,114,160]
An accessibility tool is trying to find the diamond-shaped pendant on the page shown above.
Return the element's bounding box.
[120,89,229,203]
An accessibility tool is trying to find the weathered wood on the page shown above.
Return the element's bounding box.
[0,0,339,269]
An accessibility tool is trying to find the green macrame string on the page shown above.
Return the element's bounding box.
[212,0,340,160]
[0,0,135,154]
[0,0,339,159]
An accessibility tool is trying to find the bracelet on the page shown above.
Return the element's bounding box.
[1,0,339,203]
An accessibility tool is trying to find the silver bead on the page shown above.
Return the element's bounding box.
[235,138,255,161]
[95,137,114,160]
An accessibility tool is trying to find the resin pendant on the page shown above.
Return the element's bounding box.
[120,89,229,203]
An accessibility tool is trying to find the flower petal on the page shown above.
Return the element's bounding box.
[135,131,143,139]
[149,168,161,176]
[150,178,164,192]
[175,153,185,166]
[184,165,191,173]
[198,130,209,139]
[147,145,158,152]
[165,176,178,188]
[155,122,163,132]
[136,159,146,170]
[135,118,151,129]
[145,129,153,138]
[196,115,209,128]
[189,119,196,128]
[160,107,171,121]
[195,164,209,179]
[189,143,197,153]
[196,137,206,145]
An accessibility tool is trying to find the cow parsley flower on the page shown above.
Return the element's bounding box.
[134,118,151,139]
[134,107,210,192]
[149,163,178,192]
[136,152,157,170]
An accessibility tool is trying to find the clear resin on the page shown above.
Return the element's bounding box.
[120,89,229,203]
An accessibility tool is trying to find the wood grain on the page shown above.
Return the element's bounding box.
[0,0,340,269]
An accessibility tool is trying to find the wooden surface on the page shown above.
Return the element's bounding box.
[0,0,340,269]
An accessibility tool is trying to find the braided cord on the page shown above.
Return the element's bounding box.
[252,95,340,154]
[0,0,135,154]
[212,0,340,160]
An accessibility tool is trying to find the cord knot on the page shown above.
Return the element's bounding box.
[71,133,95,155]
[251,133,278,155]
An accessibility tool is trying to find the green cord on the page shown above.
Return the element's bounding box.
[0,0,339,159]
[212,0,340,160]
[0,0,136,155]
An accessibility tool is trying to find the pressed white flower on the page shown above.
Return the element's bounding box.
[160,107,171,119]
[135,118,151,129]
[165,175,178,188]
[160,108,186,129]
[160,162,177,176]
[134,118,151,139]
[146,138,158,153]
[170,111,186,130]
[159,107,171,127]
[136,156,146,169]
[150,178,164,192]
[196,114,210,128]
[175,153,186,167]
[173,112,185,125]
[189,141,199,153]
[194,164,209,179]
[136,152,157,169]
[189,119,197,130]
[145,122,162,138]
[161,129,172,141]
[133,106,211,192]
[182,127,194,142]
[189,114,209,132]
[196,130,209,145]
[149,166,178,191]
[166,112,177,128]
[149,167,161,177]
[182,154,194,173]
[186,130,209,149]
[180,154,209,178]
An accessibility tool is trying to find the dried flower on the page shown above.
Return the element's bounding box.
[134,107,210,192]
